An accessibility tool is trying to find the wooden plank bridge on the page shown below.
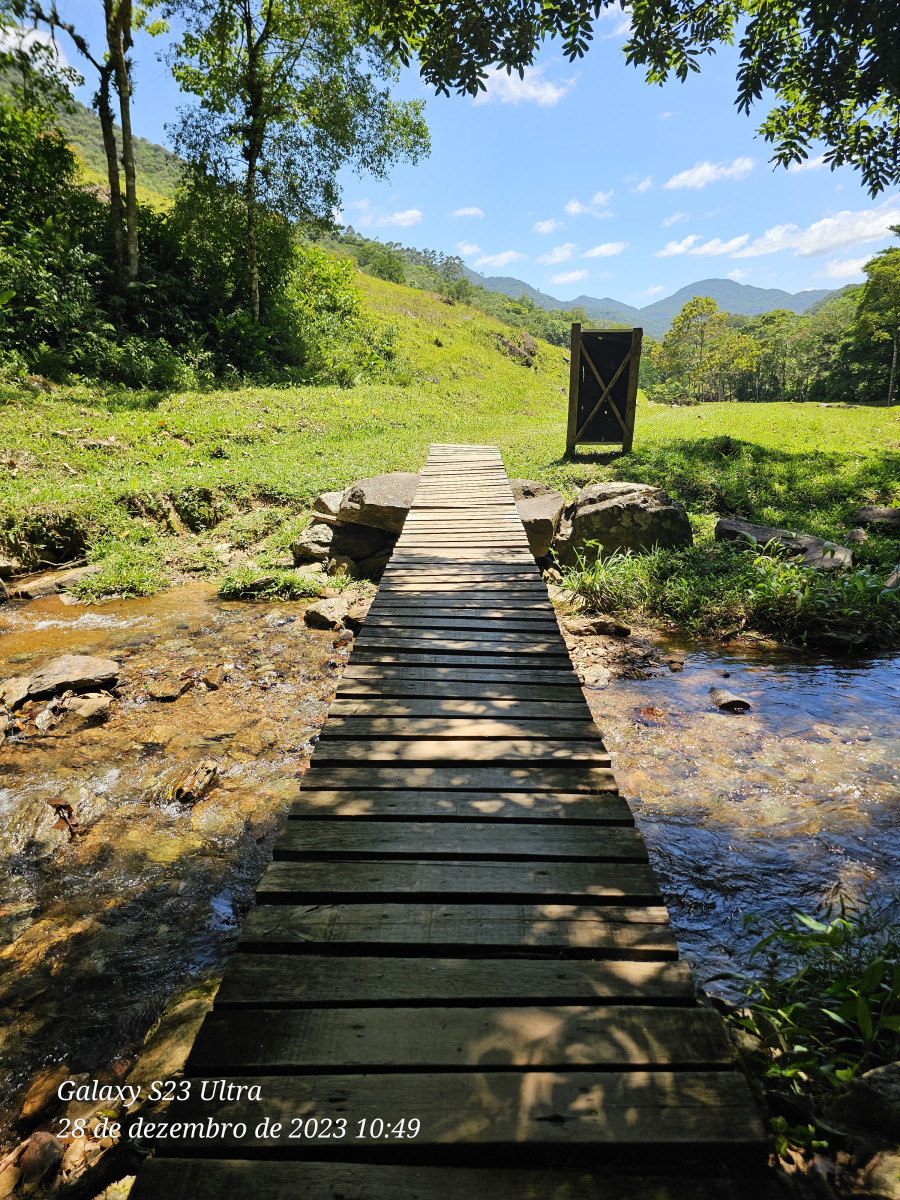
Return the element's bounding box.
[132,444,768,1199]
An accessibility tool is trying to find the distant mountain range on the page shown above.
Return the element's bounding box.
[461,268,838,338]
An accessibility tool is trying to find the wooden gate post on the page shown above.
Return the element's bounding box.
[565,322,582,454]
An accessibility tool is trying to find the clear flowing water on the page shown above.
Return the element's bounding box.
[586,641,900,995]
[0,585,345,1140]
[1,584,898,1142]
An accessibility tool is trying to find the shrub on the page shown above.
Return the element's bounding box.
[731,897,900,1091]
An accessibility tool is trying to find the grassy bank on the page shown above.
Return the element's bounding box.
[1,271,898,639]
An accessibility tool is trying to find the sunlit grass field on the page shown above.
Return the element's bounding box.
[0,271,897,597]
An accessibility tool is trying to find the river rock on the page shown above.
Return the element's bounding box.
[716,517,852,569]
[0,675,31,709]
[845,527,868,543]
[312,490,344,520]
[861,1151,900,1199]
[553,482,692,566]
[290,521,334,563]
[27,655,120,698]
[331,523,393,560]
[304,596,350,629]
[64,693,112,723]
[581,664,611,688]
[12,575,62,600]
[883,566,900,593]
[20,1064,70,1123]
[510,479,565,558]
[851,505,900,531]
[147,676,191,702]
[127,981,219,1088]
[337,472,419,534]
[563,615,632,638]
[328,555,358,580]
[0,553,21,578]
[355,547,393,578]
[709,686,752,712]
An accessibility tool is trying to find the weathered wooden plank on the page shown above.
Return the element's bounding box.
[273,822,645,861]
[289,789,631,822]
[307,738,611,766]
[362,618,560,634]
[188,1006,733,1073]
[366,600,552,613]
[347,654,575,672]
[342,665,581,687]
[255,860,660,904]
[213,950,691,1008]
[320,716,602,739]
[149,1071,767,1155]
[352,639,569,659]
[131,1159,783,1200]
[302,765,619,793]
[336,679,587,702]
[326,699,588,720]
[234,905,674,958]
[355,624,561,643]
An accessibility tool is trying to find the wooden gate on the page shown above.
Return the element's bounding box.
[566,323,642,453]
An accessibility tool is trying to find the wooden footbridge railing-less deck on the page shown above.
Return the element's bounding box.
[132,445,767,1199]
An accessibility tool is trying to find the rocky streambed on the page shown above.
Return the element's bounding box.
[0,584,353,1162]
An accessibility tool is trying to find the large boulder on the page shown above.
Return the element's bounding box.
[290,521,334,563]
[510,479,565,559]
[715,517,852,570]
[337,472,419,534]
[553,482,692,566]
[27,654,120,698]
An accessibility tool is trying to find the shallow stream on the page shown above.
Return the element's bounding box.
[588,641,900,991]
[1,585,898,1142]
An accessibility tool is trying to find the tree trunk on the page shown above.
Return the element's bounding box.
[95,65,125,275]
[106,0,139,281]
[246,165,261,322]
[889,332,898,406]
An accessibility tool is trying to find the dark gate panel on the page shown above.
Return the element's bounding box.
[566,324,642,452]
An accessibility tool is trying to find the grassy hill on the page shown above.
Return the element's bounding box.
[61,98,182,203]
[0,265,896,642]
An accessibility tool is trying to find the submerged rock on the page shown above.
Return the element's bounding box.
[27,654,120,699]
[554,481,692,566]
[715,516,853,570]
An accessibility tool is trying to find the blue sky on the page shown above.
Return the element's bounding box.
[51,3,900,305]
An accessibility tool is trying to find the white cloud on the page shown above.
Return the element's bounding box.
[536,242,576,265]
[733,199,900,258]
[452,206,484,218]
[532,219,563,234]
[637,285,665,296]
[348,198,375,228]
[664,157,755,190]
[0,25,71,71]
[655,232,749,257]
[818,257,869,279]
[565,190,613,217]
[727,269,749,281]
[788,154,828,174]
[475,250,528,269]
[473,64,575,108]
[456,241,481,257]
[598,7,631,37]
[583,241,628,258]
[376,208,423,228]
[551,269,588,285]
[631,176,653,194]
[660,111,675,120]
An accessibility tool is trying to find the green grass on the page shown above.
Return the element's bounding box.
[1,271,898,616]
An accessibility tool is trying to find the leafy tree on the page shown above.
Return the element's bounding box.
[854,228,900,405]
[369,0,900,193]
[652,296,758,402]
[24,0,147,280]
[166,0,430,321]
